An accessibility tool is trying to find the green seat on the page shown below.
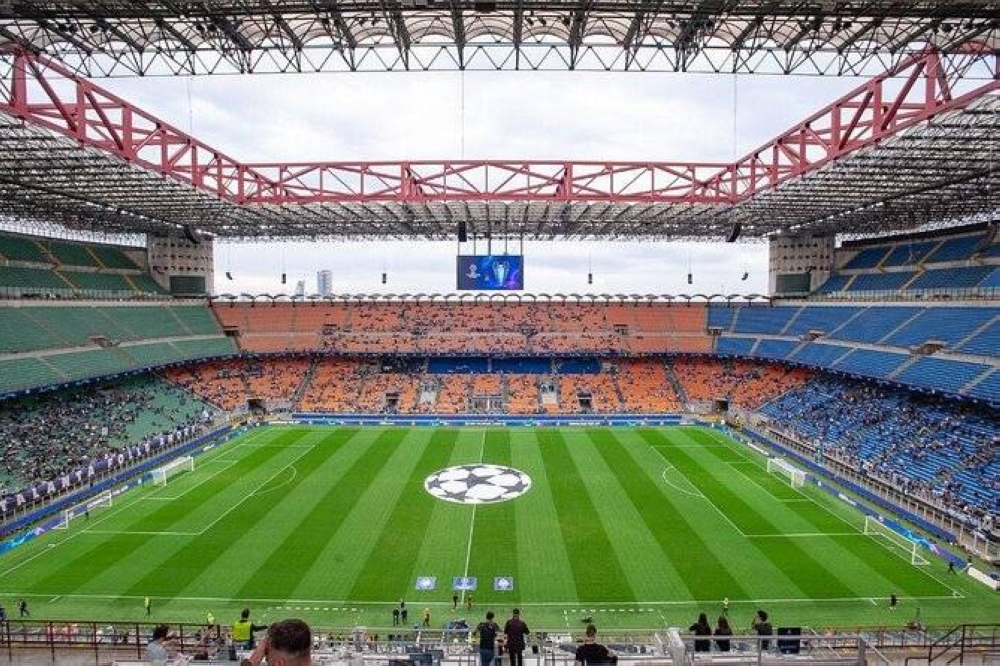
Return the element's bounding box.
[0,235,47,263]
[0,266,70,290]
[59,271,133,292]
[172,306,223,335]
[0,357,60,393]
[90,245,139,270]
[46,240,98,267]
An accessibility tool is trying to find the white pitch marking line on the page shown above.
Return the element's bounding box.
[659,466,704,498]
[460,430,487,605]
[6,592,965,605]
[0,428,274,578]
[706,429,966,598]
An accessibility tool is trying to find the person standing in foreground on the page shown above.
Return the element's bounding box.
[241,618,312,666]
[714,616,733,652]
[232,608,267,650]
[503,608,530,666]
[574,624,614,666]
[473,610,500,666]
[144,596,151,616]
[145,624,170,666]
[751,610,773,652]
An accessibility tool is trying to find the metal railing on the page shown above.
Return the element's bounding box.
[6,621,996,666]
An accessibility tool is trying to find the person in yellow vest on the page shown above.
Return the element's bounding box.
[232,608,267,650]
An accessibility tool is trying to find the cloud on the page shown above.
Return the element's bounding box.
[98,71,858,295]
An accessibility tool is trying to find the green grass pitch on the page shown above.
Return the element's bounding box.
[2,425,997,631]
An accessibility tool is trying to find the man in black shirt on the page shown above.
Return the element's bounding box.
[575,624,614,666]
[503,609,530,666]
[752,610,773,652]
[473,611,500,666]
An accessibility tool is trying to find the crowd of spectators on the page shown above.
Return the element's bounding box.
[760,377,998,528]
[213,302,712,355]
[0,377,215,507]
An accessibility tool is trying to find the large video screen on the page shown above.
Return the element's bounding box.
[456,255,524,291]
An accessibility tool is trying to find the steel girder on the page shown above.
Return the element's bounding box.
[0,47,997,239]
[0,1,998,76]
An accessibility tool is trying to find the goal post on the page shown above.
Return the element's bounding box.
[54,491,113,530]
[151,455,196,486]
[766,456,806,489]
[864,516,930,566]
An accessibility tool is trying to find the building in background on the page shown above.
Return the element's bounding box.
[317,269,333,296]
[294,279,306,297]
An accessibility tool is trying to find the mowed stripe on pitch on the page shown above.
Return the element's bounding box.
[595,428,748,601]
[348,429,460,600]
[467,430,521,603]
[237,429,408,600]
[118,429,353,598]
[536,429,634,602]
[20,429,310,596]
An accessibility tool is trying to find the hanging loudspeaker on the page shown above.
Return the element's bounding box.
[183,224,202,245]
[458,220,468,243]
[382,272,387,285]
[587,272,593,285]
[225,271,233,281]
[687,272,693,285]
[281,273,287,285]
[726,223,742,243]
[742,271,749,281]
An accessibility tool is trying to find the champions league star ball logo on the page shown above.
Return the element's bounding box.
[425,465,532,504]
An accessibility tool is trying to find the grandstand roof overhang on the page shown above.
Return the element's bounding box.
[0,1,997,76]
[0,47,997,240]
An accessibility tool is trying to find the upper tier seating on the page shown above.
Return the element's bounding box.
[710,303,999,400]
[213,302,712,355]
[817,228,997,296]
[759,377,998,521]
[0,303,236,395]
[0,231,165,297]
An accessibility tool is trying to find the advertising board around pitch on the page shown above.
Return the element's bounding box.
[456,255,524,291]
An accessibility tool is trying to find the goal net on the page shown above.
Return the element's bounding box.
[766,457,806,489]
[864,516,930,566]
[54,491,113,530]
[151,456,195,486]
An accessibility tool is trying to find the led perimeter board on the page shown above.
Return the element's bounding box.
[457,255,524,290]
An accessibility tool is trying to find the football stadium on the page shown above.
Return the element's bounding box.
[0,2,998,664]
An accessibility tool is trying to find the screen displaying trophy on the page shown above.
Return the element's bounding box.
[456,255,524,290]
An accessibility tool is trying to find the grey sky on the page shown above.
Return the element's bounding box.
[99,71,863,295]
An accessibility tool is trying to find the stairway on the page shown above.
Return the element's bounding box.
[291,357,320,408]
[662,359,688,403]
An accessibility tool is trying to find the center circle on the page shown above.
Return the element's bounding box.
[424,464,532,504]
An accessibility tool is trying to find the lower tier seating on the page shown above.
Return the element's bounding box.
[0,376,214,496]
[759,377,998,522]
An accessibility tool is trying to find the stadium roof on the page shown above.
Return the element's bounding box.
[0,47,997,240]
[0,1,997,76]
